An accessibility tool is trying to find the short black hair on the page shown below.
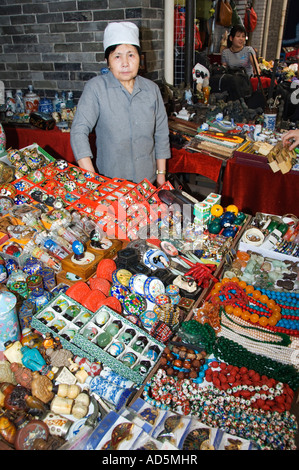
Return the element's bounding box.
[105,44,141,62]
[227,25,247,48]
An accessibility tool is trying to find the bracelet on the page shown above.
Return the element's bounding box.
[156,170,166,175]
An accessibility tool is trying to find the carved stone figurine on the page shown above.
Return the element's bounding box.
[10,362,33,390]
[46,347,73,368]
[31,371,54,404]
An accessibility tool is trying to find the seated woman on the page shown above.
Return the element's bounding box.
[210,25,260,102]
[221,25,259,77]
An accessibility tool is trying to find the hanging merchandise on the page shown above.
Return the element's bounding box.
[244,1,258,33]
[174,6,202,50]
[230,0,244,27]
[196,0,214,20]
[216,0,233,28]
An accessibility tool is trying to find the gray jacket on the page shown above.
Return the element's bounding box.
[70,71,171,183]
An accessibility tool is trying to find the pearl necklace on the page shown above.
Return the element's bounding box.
[219,322,298,368]
[221,308,291,345]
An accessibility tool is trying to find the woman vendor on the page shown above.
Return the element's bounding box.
[210,25,260,102]
[70,21,171,185]
[221,25,260,77]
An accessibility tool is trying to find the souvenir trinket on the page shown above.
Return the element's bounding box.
[112,268,132,287]
[129,273,148,295]
[108,340,125,357]
[123,292,147,316]
[139,310,158,329]
[110,283,130,303]
[144,276,165,303]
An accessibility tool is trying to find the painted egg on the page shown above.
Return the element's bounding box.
[121,352,137,367]
[13,180,30,191]
[51,319,66,332]
[96,331,112,348]
[54,159,68,170]
[82,326,98,341]
[14,194,30,205]
[28,169,45,183]
[0,184,17,198]
[61,329,76,341]
[95,309,110,326]
[52,298,69,313]
[72,240,84,256]
[108,340,124,357]
[64,180,77,192]
[64,304,81,320]
[117,330,134,345]
[75,312,92,327]
[105,322,120,336]
[38,310,55,323]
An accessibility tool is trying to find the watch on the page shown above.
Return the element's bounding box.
[156,170,166,175]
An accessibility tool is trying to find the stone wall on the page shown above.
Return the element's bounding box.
[0,0,165,101]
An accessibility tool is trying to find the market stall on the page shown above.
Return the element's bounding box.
[0,138,297,452]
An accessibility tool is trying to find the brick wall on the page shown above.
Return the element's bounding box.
[0,0,165,102]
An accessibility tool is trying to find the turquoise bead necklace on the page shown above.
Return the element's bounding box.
[257,287,299,336]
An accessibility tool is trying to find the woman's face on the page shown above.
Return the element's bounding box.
[107,44,140,84]
[231,31,246,49]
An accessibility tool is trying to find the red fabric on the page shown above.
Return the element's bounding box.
[221,156,299,217]
[250,76,273,92]
[3,124,96,163]
[168,147,224,183]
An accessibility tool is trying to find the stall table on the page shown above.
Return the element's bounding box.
[221,152,299,217]
[3,124,96,163]
[168,147,226,192]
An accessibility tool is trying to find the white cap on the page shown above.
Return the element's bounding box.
[103,22,140,51]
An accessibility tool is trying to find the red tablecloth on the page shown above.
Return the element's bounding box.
[221,155,299,217]
[168,147,224,183]
[3,124,96,163]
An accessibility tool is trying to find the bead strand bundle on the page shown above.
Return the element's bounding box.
[210,277,299,336]
[178,320,299,390]
[204,360,294,413]
[219,309,298,368]
[143,369,298,450]
[210,278,283,328]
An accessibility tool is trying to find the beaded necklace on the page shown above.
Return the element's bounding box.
[143,369,298,450]
[219,323,297,368]
[179,320,299,390]
[210,278,299,337]
[221,307,291,346]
